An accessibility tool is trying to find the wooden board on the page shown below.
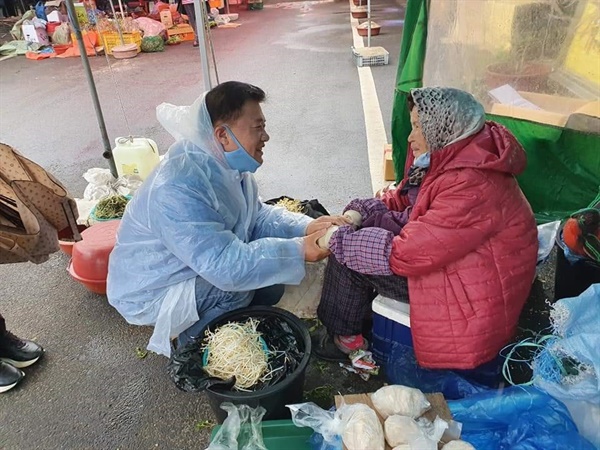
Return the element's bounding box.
[334,392,452,450]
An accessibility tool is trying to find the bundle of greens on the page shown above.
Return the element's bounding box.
[94,195,129,220]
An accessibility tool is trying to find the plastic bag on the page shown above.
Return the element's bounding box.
[207,403,267,450]
[384,415,447,449]
[264,196,330,219]
[135,17,167,37]
[82,168,142,201]
[339,403,384,450]
[35,3,48,22]
[537,220,560,265]
[532,284,600,447]
[371,385,430,419]
[385,342,498,400]
[287,402,342,450]
[52,23,71,45]
[210,7,230,25]
[447,386,595,449]
[141,36,165,52]
[168,313,306,392]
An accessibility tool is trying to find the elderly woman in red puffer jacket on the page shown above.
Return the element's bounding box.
[313,87,538,370]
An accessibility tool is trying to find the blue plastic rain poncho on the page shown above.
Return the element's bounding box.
[107,94,312,357]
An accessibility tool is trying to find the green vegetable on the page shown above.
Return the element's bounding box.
[95,195,129,220]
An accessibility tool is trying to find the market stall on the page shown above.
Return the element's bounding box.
[392,0,600,223]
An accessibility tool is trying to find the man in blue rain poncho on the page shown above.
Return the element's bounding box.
[107,81,347,357]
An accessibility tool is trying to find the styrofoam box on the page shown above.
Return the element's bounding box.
[22,24,50,45]
[371,295,412,365]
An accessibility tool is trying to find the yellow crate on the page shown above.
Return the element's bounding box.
[100,31,142,55]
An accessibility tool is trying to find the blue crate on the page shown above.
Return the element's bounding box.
[371,295,412,366]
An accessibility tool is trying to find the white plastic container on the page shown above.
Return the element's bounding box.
[112,137,160,180]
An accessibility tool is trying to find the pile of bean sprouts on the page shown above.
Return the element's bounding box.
[202,319,272,391]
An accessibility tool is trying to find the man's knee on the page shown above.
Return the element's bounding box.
[252,284,285,306]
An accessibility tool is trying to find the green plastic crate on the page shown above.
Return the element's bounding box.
[210,419,312,450]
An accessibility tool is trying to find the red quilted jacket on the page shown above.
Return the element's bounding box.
[382,122,537,369]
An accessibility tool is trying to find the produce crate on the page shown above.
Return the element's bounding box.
[100,31,142,55]
[167,24,195,42]
[351,46,389,67]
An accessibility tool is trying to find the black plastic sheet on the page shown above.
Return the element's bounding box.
[167,315,305,393]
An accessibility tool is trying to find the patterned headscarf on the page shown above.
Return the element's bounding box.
[410,87,486,152]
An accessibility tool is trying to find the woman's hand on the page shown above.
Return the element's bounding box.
[305,215,351,236]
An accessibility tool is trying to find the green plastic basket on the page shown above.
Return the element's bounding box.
[210,419,312,449]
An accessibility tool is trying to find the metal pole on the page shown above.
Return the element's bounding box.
[65,0,118,178]
[194,0,212,91]
[367,0,371,48]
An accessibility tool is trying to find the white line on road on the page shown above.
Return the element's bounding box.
[349,6,388,195]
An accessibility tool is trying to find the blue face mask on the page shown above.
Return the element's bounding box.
[221,125,261,173]
[414,151,431,168]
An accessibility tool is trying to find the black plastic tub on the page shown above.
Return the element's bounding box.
[201,306,311,424]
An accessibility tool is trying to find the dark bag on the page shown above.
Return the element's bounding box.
[265,196,330,219]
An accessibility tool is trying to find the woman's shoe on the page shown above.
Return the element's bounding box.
[311,328,349,362]
[0,361,24,393]
[192,40,199,47]
[0,331,44,369]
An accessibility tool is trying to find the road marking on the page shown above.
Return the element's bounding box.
[349,4,387,194]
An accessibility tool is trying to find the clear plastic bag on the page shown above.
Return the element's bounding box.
[536,220,560,265]
[384,415,448,450]
[206,403,267,450]
[339,403,385,450]
[287,402,342,446]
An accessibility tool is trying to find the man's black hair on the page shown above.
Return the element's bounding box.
[205,81,266,125]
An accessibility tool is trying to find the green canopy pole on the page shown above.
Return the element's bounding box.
[65,0,118,178]
[391,0,429,180]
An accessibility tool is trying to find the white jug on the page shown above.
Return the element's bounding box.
[112,137,160,180]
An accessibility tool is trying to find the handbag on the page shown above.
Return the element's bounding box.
[0,143,81,264]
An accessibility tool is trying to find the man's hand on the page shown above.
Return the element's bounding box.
[305,215,351,236]
[304,228,330,262]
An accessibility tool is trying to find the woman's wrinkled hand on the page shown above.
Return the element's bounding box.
[305,215,351,235]
[375,183,396,199]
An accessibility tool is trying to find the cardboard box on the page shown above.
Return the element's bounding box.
[22,24,50,45]
[167,24,195,41]
[383,143,395,181]
[490,91,591,128]
[335,392,453,450]
[160,10,173,28]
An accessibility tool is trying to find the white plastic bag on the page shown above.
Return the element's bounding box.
[371,385,431,419]
[339,403,384,450]
[82,168,143,201]
[537,220,560,265]
[211,7,230,25]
